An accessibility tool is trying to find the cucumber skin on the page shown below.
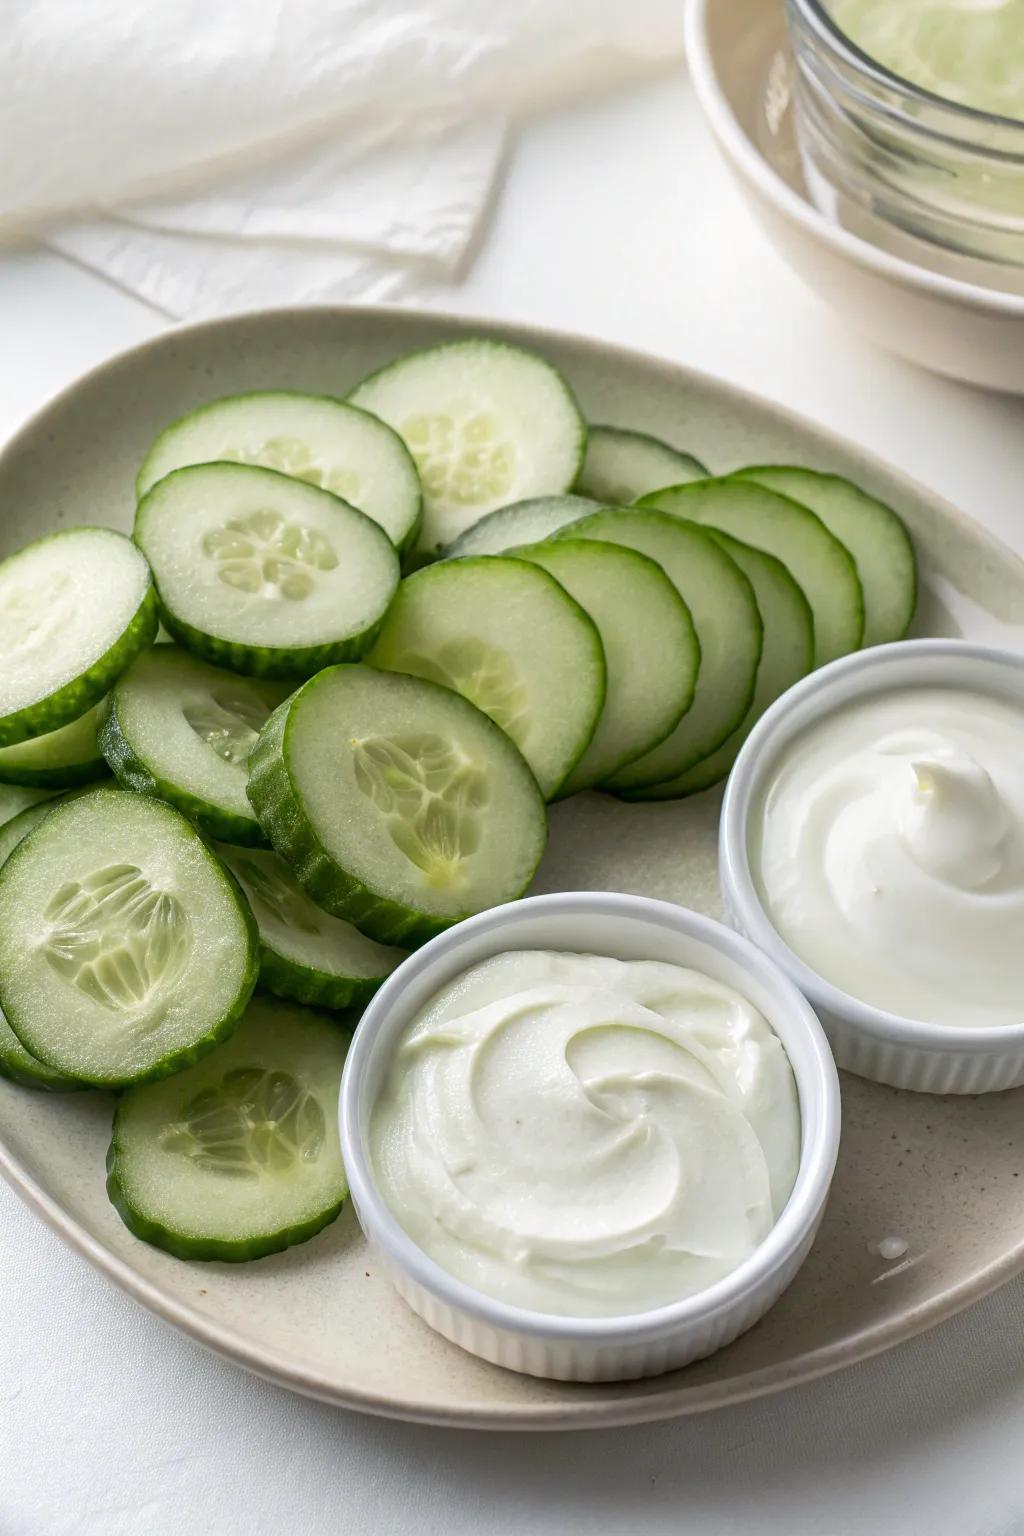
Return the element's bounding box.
[247,674,546,948]
[257,947,387,1011]
[0,755,108,790]
[0,792,262,1088]
[0,1039,88,1093]
[0,581,159,749]
[98,694,269,848]
[152,601,386,683]
[105,1128,348,1263]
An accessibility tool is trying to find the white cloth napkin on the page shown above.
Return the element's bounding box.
[5,1,684,317]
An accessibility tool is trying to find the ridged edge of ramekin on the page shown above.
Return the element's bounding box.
[720,639,1024,1095]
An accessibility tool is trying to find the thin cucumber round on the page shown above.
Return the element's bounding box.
[0,1005,86,1093]
[0,527,157,747]
[247,665,547,947]
[0,787,258,1086]
[625,534,814,800]
[577,425,707,504]
[367,557,605,800]
[639,479,864,666]
[107,997,350,1262]
[735,466,917,646]
[0,703,108,788]
[134,462,399,679]
[517,539,697,792]
[101,647,291,845]
[136,391,423,557]
[0,784,56,830]
[349,339,585,558]
[548,509,762,787]
[218,843,406,1010]
[443,495,600,558]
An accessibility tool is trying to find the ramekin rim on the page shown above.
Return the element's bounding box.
[720,637,1024,1055]
[339,890,840,1347]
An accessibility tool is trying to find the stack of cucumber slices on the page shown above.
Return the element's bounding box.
[0,333,917,1267]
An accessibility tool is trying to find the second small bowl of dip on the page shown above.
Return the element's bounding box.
[339,891,839,1383]
[721,639,1024,1093]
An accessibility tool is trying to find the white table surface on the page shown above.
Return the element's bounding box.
[3,73,1024,1536]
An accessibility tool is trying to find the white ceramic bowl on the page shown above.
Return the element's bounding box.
[339,891,840,1383]
[685,0,1024,393]
[720,640,1024,1093]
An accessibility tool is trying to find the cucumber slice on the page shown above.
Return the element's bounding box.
[517,539,697,792]
[639,479,864,667]
[0,784,55,830]
[577,426,707,504]
[134,463,399,679]
[548,509,762,787]
[444,495,600,558]
[625,535,814,800]
[136,391,422,557]
[107,997,350,1262]
[101,647,290,845]
[0,703,108,788]
[218,844,406,1010]
[0,787,258,1086]
[248,665,547,946]
[735,466,917,646]
[0,527,157,747]
[349,340,585,558]
[0,1005,86,1093]
[366,557,605,799]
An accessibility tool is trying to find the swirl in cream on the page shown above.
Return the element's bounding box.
[753,685,1024,1026]
[370,951,800,1318]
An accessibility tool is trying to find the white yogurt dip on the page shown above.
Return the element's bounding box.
[370,950,800,1318]
[752,684,1024,1027]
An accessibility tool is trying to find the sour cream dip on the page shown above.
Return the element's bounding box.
[370,950,800,1318]
[752,685,1024,1027]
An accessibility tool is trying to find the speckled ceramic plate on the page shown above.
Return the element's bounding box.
[1,307,1022,1430]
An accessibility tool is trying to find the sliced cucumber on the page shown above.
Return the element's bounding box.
[0,703,108,788]
[577,426,707,504]
[218,844,406,1010]
[134,463,399,679]
[548,509,762,787]
[444,495,600,558]
[107,997,350,1262]
[0,527,157,747]
[0,784,55,830]
[248,665,547,946]
[0,787,258,1086]
[349,340,585,558]
[625,535,814,800]
[735,466,917,646]
[101,647,290,845]
[136,391,423,557]
[639,479,864,667]
[517,539,697,792]
[367,557,604,799]
[0,1005,86,1093]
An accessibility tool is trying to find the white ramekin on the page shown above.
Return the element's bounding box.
[339,891,840,1383]
[721,639,1024,1094]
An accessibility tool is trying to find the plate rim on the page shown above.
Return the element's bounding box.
[3,300,1024,1430]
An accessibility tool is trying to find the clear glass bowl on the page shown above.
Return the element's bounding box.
[787,0,1024,284]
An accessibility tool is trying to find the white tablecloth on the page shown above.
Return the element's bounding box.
[3,72,1024,1536]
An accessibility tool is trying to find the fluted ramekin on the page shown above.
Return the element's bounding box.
[339,891,839,1383]
[721,639,1024,1094]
